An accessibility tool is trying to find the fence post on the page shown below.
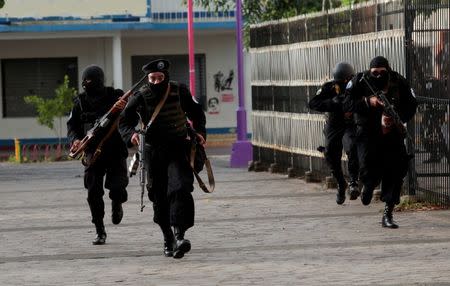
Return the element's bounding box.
[31,144,39,162]
[22,144,27,162]
[55,144,62,160]
[44,144,51,161]
[14,138,22,163]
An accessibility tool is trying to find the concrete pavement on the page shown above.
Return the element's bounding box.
[1,150,450,285]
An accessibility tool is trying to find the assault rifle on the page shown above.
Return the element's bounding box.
[360,74,410,140]
[68,74,149,163]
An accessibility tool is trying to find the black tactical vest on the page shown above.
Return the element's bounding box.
[141,81,188,141]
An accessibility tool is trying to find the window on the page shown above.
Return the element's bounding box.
[1,57,78,117]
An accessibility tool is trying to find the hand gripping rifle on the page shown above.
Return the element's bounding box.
[360,75,411,140]
[68,74,149,164]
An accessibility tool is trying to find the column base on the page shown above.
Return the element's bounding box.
[230,140,253,168]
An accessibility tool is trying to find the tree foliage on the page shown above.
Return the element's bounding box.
[189,0,371,24]
[341,0,370,6]
[0,0,4,9]
[24,75,77,140]
[188,0,371,46]
[188,0,320,24]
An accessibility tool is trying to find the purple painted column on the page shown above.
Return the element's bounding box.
[230,0,253,168]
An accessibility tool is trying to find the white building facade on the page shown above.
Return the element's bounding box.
[0,0,252,146]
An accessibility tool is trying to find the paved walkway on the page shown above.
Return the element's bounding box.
[1,149,450,285]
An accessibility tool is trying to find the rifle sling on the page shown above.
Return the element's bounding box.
[189,140,215,193]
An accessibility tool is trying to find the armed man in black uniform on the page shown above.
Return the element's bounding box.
[119,59,206,259]
[343,56,417,228]
[309,62,360,205]
[67,65,129,244]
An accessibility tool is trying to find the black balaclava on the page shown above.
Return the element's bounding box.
[81,65,105,96]
[369,56,391,90]
[142,59,171,98]
[149,70,170,96]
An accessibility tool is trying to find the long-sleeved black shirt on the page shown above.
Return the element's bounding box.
[309,80,352,128]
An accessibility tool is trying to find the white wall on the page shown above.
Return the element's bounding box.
[0,0,234,19]
[0,37,114,140]
[0,32,253,140]
[0,0,147,18]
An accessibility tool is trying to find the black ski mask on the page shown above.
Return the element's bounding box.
[369,56,391,90]
[370,71,389,90]
[142,59,171,97]
[149,70,170,96]
[81,65,105,95]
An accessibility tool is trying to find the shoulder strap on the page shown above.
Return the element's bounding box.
[144,84,171,131]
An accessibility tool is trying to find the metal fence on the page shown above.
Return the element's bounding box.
[405,0,450,205]
[249,0,450,206]
[0,143,69,162]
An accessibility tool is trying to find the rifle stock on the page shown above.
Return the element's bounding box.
[68,133,92,159]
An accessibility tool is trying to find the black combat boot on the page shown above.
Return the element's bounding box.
[348,180,360,200]
[160,225,174,257]
[173,226,191,259]
[382,203,399,229]
[111,201,123,225]
[92,222,107,245]
[361,186,374,206]
[336,181,347,205]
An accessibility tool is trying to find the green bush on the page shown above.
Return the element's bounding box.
[24,75,77,145]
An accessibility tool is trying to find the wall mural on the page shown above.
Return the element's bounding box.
[213,69,234,92]
[209,69,235,115]
[207,97,220,114]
